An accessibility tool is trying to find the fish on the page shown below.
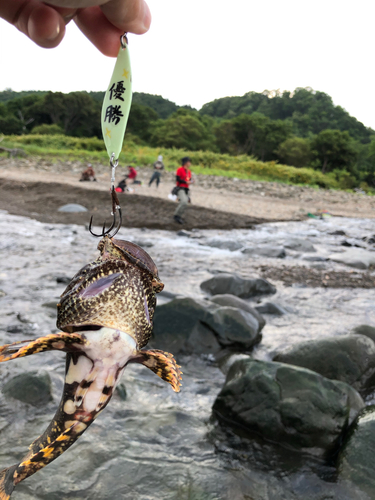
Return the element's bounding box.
[0,235,181,499]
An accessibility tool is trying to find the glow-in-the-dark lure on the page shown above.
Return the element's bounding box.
[101,34,132,163]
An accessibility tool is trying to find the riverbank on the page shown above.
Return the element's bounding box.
[0,157,374,224]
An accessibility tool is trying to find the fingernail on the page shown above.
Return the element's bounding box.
[46,22,60,41]
[142,1,151,31]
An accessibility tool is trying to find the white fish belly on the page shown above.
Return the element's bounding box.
[65,327,137,416]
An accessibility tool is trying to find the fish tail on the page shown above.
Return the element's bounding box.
[0,465,17,500]
[0,352,120,495]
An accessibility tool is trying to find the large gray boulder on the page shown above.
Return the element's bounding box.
[210,294,266,331]
[152,297,221,355]
[213,359,364,457]
[273,334,375,395]
[338,406,375,498]
[2,371,52,406]
[152,296,263,355]
[200,273,276,298]
[203,307,261,350]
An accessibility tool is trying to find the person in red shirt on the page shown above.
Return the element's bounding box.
[127,166,137,181]
[174,157,192,224]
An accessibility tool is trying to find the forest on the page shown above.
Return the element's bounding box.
[0,87,374,189]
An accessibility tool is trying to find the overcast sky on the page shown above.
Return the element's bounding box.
[1,0,374,130]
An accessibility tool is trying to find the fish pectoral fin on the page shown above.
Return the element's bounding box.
[0,333,85,363]
[132,349,182,393]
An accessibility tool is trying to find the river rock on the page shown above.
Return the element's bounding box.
[57,203,88,213]
[351,324,375,343]
[284,238,316,252]
[200,273,276,298]
[338,406,375,498]
[273,335,375,395]
[255,302,288,316]
[152,296,263,354]
[210,294,266,331]
[242,245,286,258]
[152,297,221,355]
[328,248,375,269]
[2,371,52,406]
[213,359,364,457]
[205,240,244,251]
[203,306,262,350]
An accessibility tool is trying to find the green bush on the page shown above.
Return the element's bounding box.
[31,124,64,135]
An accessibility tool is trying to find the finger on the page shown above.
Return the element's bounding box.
[0,0,66,48]
[74,6,124,57]
[100,0,151,34]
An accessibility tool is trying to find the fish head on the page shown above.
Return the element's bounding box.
[98,236,164,293]
[56,238,160,348]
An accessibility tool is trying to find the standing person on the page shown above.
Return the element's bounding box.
[148,155,164,187]
[174,157,192,225]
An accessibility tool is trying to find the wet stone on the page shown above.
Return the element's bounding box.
[338,406,375,498]
[2,371,52,406]
[115,383,127,401]
[351,324,375,344]
[57,203,88,213]
[200,273,276,298]
[255,302,288,316]
[273,334,375,396]
[205,240,244,251]
[213,358,364,457]
[210,294,266,331]
[242,245,286,258]
[56,275,71,284]
[284,238,316,253]
[203,306,262,350]
[328,248,375,269]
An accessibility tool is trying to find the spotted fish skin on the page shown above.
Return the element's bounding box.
[0,237,182,499]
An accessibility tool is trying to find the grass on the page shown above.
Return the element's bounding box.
[0,133,359,191]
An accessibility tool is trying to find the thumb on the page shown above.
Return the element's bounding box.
[1,0,66,48]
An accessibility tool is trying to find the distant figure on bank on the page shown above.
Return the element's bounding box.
[149,155,165,187]
[127,165,142,185]
[79,164,96,182]
[115,178,127,193]
[174,157,192,225]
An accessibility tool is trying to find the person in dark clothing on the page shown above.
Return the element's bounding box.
[173,157,192,225]
[115,178,127,193]
[149,155,165,187]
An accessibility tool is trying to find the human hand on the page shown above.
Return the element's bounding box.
[0,0,151,56]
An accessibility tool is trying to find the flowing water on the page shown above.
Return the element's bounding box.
[0,211,374,500]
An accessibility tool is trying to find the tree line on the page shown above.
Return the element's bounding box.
[0,87,374,188]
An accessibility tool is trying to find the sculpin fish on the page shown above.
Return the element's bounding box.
[0,235,181,499]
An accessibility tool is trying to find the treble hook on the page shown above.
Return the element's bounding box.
[88,187,122,238]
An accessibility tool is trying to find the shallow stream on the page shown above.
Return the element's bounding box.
[0,211,374,500]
